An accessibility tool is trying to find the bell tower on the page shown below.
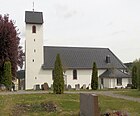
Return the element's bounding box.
[25,11,44,89]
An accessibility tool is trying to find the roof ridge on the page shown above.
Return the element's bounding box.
[44,46,108,49]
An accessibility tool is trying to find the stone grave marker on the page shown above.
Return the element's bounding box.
[80,93,99,116]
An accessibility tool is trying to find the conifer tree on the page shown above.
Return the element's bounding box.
[133,59,140,90]
[53,54,64,94]
[132,66,137,89]
[91,62,98,90]
[1,61,12,90]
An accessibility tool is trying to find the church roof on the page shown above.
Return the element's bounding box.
[99,69,131,78]
[42,46,126,70]
[25,11,43,24]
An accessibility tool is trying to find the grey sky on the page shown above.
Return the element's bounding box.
[0,0,140,62]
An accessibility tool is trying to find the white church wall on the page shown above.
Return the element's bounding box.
[25,68,106,90]
[25,24,44,90]
[64,69,106,89]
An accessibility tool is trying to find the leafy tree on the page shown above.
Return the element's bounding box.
[91,62,98,90]
[53,54,64,94]
[1,61,12,90]
[0,14,22,79]
[131,66,137,89]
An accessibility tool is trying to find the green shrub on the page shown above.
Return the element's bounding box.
[91,62,98,90]
[53,54,64,94]
[2,61,12,90]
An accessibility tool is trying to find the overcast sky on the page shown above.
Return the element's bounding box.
[0,0,140,63]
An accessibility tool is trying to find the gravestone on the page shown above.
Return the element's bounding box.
[80,93,99,116]
[43,83,49,90]
[75,84,80,90]
[82,84,86,90]
[0,84,6,91]
[34,84,40,90]
[67,84,72,90]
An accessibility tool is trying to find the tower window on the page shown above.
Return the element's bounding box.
[34,49,36,52]
[32,59,35,62]
[32,25,36,33]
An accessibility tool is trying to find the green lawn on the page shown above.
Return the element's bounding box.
[0,93,140,116]
[115,89,140,98]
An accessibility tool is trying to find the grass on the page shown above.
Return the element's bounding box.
[99,95,140,116]
[0,92,140,116]
[114,89,140,98]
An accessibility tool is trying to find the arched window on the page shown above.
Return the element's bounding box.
[32,25,36,33]
[73,69,77,80]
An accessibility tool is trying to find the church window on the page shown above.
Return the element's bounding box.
[32,59,35,62]
[101,78,104,85]
[34,49,36,52]
[73,69,77,80]
[52,70,55,80]
[32,25,36,33]
[34,39,35,42]
[117,78,122,85]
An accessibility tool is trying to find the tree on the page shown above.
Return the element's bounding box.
[1,61,12,90]
[53,54,64,94]
[132,59,140,90]
[0,14,21,79]
[91,62,98,90]
[132,66,138,89]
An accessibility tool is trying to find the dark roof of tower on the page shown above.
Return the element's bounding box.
[99,69,131,78]
[42,46,126,69]
[25,11,43,24]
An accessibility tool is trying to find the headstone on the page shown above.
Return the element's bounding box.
[64,84,67,90]
[80,93,99,116]
[34,84,40,90]
[75,84,80,90]
[43,83,49,91]
[67,85,72,90]
[0,84,6,91]
[82,84,86,90]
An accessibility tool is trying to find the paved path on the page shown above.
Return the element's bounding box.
[65,91,140,103]
[0,90,140,103]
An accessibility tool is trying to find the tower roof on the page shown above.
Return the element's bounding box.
[25,11,43,24]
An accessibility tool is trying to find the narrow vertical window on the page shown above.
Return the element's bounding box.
[101,78,104,85]
[73,69,77,80]
[117,78,122,85]
[32,25,36,33]
[52,70,55,80]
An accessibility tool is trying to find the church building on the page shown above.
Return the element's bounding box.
[25,11,131,90]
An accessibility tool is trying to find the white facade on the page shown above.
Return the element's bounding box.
[26,67,106,89]
[102,77,130,88]
[25,23,44,89]
[25,12,131,90]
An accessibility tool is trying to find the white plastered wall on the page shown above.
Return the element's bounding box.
[25,24,44,89]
